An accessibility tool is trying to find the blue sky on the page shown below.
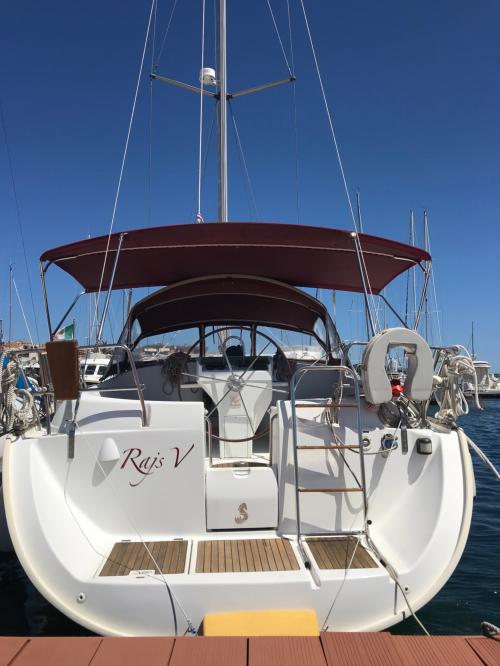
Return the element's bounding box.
[1,1,499,365]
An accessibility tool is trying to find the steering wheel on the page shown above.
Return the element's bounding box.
[176,326,293,443]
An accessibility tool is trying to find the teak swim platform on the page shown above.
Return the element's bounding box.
[98,537,378,577]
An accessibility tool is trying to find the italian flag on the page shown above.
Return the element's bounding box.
[55,323,75,340]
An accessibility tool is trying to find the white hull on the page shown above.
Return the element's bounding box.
[3,392,474,635]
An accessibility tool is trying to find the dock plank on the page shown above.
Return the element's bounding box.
[249,636,327,666]
[11,637,102,666]
[0,634,493,665]
[169,637,247,666]
[321,632,401,666]
[467,636,500,665]
[392,635,484,665]
[91,637,174,666]
[0,637,28,665]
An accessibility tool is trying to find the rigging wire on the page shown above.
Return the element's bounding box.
[196,0,207,223]
[147,0,158,226]
[424,214,443,346]
[0,98,40,343]
[286,0,301,225]
[155,0,179,69]
[265,0,293,76]
[298,1,380,333]
[298,1,356,231]
[188,109,216,223]
[228,102,259,220]
[90,0,156,344]
[12,275,34,346]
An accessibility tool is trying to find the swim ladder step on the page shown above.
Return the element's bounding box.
[298,487,362,493]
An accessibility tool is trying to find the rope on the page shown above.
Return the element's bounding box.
[465,433,500,480]
[482,621,500,638]
[228,102,259,219]
[0,99,40,343]
[364,533,431,636]
[265,0,293,76]
[321,535,362,630]
[196,0,207,223]
[90,0,156,343]
[434,346,482,424]
[65,418,197,635]
[0,353,37,434]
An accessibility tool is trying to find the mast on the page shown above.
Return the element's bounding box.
[217,0,228,222]
[423,210,430,341]
[356,191,370,340]
[471,321,475,360]
[409,210,417,328]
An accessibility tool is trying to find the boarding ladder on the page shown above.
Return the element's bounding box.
[289,365,369,566]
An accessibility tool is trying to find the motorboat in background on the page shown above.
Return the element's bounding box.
[463,360,500,399]
[80,352,111,386]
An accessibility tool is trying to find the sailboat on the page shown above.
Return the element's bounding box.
[2,1,479,636]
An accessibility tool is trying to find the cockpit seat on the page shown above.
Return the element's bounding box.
[361,327,433,405]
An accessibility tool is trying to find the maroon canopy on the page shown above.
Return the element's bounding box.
[131,275,329,338]
[40,222,430,294]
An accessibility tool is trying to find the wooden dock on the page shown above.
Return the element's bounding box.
[0,633,498,665]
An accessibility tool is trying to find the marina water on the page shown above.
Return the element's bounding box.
[0,402,498,637]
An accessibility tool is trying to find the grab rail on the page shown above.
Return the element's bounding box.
[79,344,148,427]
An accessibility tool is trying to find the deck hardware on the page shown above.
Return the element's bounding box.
[416,437,432,455]
[380,433,397,458]
[76,593,86,603]
[400,413,408,454]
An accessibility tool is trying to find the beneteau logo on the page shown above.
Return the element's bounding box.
[120,445,194,487]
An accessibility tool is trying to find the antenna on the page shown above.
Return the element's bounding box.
[151,0,295,222]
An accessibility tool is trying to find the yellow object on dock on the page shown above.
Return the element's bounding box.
[201,609,320,636]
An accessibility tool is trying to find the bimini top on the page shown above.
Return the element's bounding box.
[127,274,334,341]
[40,221,430,294]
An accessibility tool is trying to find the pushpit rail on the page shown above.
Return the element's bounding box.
[5,342,148,430]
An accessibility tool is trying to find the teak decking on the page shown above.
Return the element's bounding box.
[100,540,188,576]
[195,539,300,573]
[100,536,378,576]
[306,537,377,570]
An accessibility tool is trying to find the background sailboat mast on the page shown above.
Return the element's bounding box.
[8,263,13,343]
[217,0,228,222]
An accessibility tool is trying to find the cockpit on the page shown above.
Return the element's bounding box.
[100,274,343,464]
